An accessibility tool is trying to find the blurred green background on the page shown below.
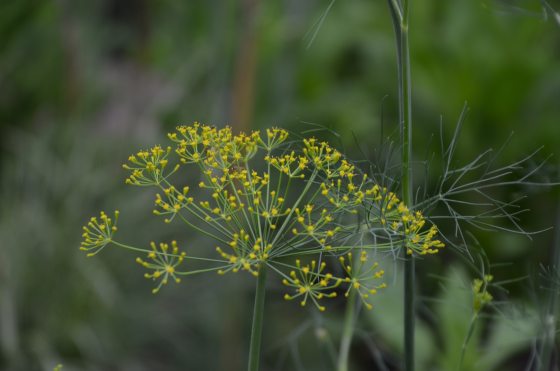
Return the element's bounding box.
[1,0,559,370]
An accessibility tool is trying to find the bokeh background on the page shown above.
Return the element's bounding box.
[1,0,559,370]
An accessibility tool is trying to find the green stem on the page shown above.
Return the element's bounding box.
[337,288,357,371]
[248,263,267,371]
[110,241,225,262]
[402,26,415,371]
[387,1,414,370]
[404,255,415,371]
[458,312,478,370]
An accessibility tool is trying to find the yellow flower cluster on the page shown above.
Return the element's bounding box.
[80,123,444,310]
[124,146,179,186]
[323,179,445,256]
[154,185,194,223]
[168,124,287,170]
[291,204,340,251]
[79,211,119,256]
[215,230,272,277]
[385,201,445,255]
[303,138,343,171]
[472,274,493,312]
[339,251,386,310]
[280,251,386,311]
[136,241,186,293]
[320,175,368,213]
[158,125,349,277]
[282,260,341,311]
[260,127,289,151]
[265,152,308,178]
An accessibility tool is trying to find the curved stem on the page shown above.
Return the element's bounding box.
[337,288,357,371]
[248,264,267,371]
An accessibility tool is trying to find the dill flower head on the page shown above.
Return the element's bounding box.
[123,145,179,186]
[79,211,119,256]
[136,241,186,294]
[80,123,444,311]
[339,251,387,310]
[282,259,341,311]
[472,274,493,312]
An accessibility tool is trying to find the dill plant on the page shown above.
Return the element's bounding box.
[386,0,416,369]
[79,124,444,370]
[294,1,559,369]
[374,1,558,370]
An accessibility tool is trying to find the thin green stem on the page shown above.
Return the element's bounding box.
[458,312,479,370]
[272,242,398,258]
[387,1,414,370]
[176,212,229,244]
[270,171,318,247]
[337,288,357,371]
[175,266,229,276]
[404,255,415,371]
[111,240,226,262]
[389,0,403,21]
[248,263,267,371]
[402,24,415,371]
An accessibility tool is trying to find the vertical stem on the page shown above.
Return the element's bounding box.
[337,289,357,371]
[458,312,479,370]
[248,264,267,371]
[402,22,416,371]
[388,1,414,370]
[404,256,415,371]
[400,19,415,371]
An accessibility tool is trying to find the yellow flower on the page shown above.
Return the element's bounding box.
[79,211,119,256]
[282,260,341,311]
[473,274,493,312]
[339,251,386,310]
[136,241,186,294]
[123,145,179,186]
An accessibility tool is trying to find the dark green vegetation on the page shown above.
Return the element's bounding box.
[1,1,559,370]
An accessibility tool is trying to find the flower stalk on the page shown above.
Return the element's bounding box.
[388,0,414,370]
[337,288,357,371]
[248,264,267,371]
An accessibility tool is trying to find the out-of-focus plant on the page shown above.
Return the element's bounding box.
[367,261,539,371]
[79,123,445,371]
[0,125,144,370]
[532,196,560,371]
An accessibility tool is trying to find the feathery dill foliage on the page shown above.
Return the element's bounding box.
[80,123,444,309]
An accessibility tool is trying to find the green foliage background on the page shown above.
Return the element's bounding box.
[1,0,559,370]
